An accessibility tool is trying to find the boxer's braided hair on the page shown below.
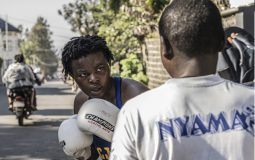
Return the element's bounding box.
[61,35,114,80]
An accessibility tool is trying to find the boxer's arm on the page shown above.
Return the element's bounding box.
[122,78,149,103]
[74,91,89,114]
[73,92,99,160]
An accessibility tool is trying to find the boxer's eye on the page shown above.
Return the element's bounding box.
[96,65,106,73]
[78,72,89,78]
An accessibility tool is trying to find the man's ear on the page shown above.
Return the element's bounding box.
[160,36,173,59]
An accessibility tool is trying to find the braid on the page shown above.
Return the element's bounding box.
[61,35,114,80]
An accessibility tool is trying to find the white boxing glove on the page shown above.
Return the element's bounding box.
[77,98,119,142]
[58,115,93,159]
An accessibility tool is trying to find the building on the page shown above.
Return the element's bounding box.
[0,17,21,82]
[221,3,254,37]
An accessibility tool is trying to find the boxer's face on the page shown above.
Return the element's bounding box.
[71,52,112,98]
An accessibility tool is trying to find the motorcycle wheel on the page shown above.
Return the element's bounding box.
[18,116,24,126]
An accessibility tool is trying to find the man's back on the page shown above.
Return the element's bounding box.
[111,75,254,160]
[2,63,35,89]
[110,0,254,159]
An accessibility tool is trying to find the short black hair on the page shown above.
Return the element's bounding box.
[14,54,25,63]
[61,35,114,79]
[159,0,225,56]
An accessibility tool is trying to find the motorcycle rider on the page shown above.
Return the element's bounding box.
[2,54,38,111]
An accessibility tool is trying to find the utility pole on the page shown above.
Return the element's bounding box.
[2,15,9,72]
[5,15,8,52]
[0,28,2,82]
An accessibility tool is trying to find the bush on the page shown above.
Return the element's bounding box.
[120,53,148,84]
[98,12,148,85]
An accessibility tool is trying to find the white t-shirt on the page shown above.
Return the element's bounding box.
[2,63,35,89]
[110,75,254,160]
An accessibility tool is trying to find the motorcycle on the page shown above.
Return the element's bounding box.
[9,87,35,126]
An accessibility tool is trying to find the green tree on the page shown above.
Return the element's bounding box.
[59,0,230,85]
[58,0,151,84]
[107,0,170,13]
[97,12,148,84]
[19,17,58,77]
[120,53,148,84]
[58,0,175,84]
[58,0,99,35]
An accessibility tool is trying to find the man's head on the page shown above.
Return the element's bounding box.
[158,0,225,77]
[61,35,114,98]
[14,54,25,63]
[159,0,225,57]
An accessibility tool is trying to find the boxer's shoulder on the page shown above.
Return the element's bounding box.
[121,78,149,103]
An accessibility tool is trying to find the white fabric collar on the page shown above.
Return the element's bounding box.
[165,74,224,87]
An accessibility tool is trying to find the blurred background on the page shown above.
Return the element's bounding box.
[0,0,253,159]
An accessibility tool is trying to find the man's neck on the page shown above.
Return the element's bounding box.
[171,54,218,78]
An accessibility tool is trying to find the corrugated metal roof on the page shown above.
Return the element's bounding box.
[0,17,20,32]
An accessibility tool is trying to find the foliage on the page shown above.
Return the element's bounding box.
[120,53,148,84]
[97,12,148,84]
[19,17,58,76]
[58,0,231,85]
[98,13,140,61]
[109,0,121,13]
[146,0,170,13]
[58,0,99,35]
[106,0,170,14]
[58,0,173,85]
[20,40,36,64]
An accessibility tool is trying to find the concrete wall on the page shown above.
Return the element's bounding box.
[221,4,254,38]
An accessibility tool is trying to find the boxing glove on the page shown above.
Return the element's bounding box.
[77,98,119,142]
[58,115,93,159]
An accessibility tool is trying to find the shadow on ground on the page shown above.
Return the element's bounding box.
[33,109,73,116]
[36,87,75,96]
[0,126,72,160]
